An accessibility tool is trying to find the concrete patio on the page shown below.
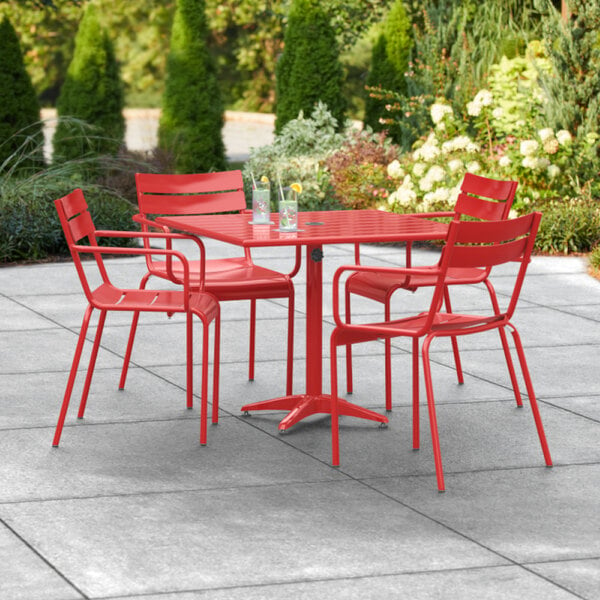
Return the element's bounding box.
[1,235,599,599]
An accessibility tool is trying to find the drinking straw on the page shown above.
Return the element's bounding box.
[277,173,284,200]
[250,171,257,189]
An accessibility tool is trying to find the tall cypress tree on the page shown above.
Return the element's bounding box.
[0,17,44,171]
[363,0,412,137]
[53,2,125,162]
[275,0,346,134]
[159,0,226,173]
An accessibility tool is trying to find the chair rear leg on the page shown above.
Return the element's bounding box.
[200,315,209,445]
[422,336,445,492]
[248,299,256,382]
[78,310,107,419]
[53,305,93,447]
[384,301,393,411]
[443,288,464,384]
[186,311,194,410]
[212,310,221,425]
[119,272,151,389]
[285,289,295,396]
[344,286,353,394]
[485,280,523,406]
[508,325,552,466]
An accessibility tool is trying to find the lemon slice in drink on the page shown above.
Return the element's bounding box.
[260,175,270,183]
[290,182,302,194]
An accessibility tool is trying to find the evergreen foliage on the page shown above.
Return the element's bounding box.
[53,2,124,162]
[0,17,43,172]
[363,0,411,138]
[537,0,600,141]
[159,0,225,173]
[275,0,346,133]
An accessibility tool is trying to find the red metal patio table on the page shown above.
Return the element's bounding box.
[156,210,449,432]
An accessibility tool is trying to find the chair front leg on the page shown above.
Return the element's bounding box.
[412,337,420,450]
[53,305,93,447]
[422,335,445,492]
[285,288,295,396]
[78,309,107,418]
[212,309,221,425]
[248,299,256,382]
[200,314,209,445]
[186,311,194,410]
[384,300,393,411]
[330,335,341,467]
[344,285,353,395]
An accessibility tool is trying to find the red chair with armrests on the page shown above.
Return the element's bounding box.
[330,212,552,491]
[120,171,298,399]
[53,189,220,447]
[346,173,519,410]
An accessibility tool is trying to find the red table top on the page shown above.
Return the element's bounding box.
[156,210,449,247]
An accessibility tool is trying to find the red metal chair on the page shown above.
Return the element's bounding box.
[53,189,220,447]
[330,212,552,491]
[121,171,298,397]
[346,173,519,410]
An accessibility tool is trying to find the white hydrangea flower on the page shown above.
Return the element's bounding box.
[436,122,446,131]
[441,140,454,154]
[556,130,572,145]
[396,186,417,205]
[543,138,559,155]
[466,141,481,153]
[492,107,504,119]
[466,161,481,173]
[521,156,539,169]
[538,128,554,143]
[449,184,461,204]
[387,159,404,179]
[536,157,551,169]
[508,209,518,219]
[413,162,427,177]
[452,136,472,150]
[426,165,446,182]
[498,155,512,168]
[466,101,481,117]
[419,178,433,192]
[473,89,493,107]
[419,143,441,162]
[547,164,561,179]
[432,186,450,202]
[448,158,463,172]
[520,140,539,156]
[430,103,453,124]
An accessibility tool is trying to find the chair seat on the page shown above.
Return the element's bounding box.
[347,266,489,303]
[149,257,292,300]
[334,311,504,346]
[92,283,219,320]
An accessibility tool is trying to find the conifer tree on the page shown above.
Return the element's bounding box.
[53,2,124,162]
[0,17,44,171]
[363,0,411,138]
[275,0,346,133]
[159,0,226,173]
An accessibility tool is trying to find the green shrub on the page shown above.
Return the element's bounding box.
[53,3,125,163]
[158,0,226,173]
[0,17,44,173]
[533,198,600,255]
[326,129,399,209]
[589,244,600,273]
[244,102,348,210]
[275,0,346,133]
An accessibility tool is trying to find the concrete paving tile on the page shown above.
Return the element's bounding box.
[0,329,123,374]
[433,345,600,397]
[556,304,600,323]
[250,400,599,479]
[0,368,208,430]
[0,262,82,295]
[0,417,345,503]
[527,558,600,600]
[368,464,600,564]
[0,296,57,331]
[544,396,600,422]
[0,481,506,597]
[124,565,579,600]
[0,524,82,600]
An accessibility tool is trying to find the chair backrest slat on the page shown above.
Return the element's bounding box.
[449,238,529,269]
[461,172,516,201]
[68,210,96,244]
[136,171,246,215]
[454,192,510,221]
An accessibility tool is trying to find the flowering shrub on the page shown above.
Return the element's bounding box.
[325,129,398,209]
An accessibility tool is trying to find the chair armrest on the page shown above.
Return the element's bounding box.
[87,231,206,290]
[332,263,441,327]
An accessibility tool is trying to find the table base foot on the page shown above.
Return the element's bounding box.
[241,394,388,432]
